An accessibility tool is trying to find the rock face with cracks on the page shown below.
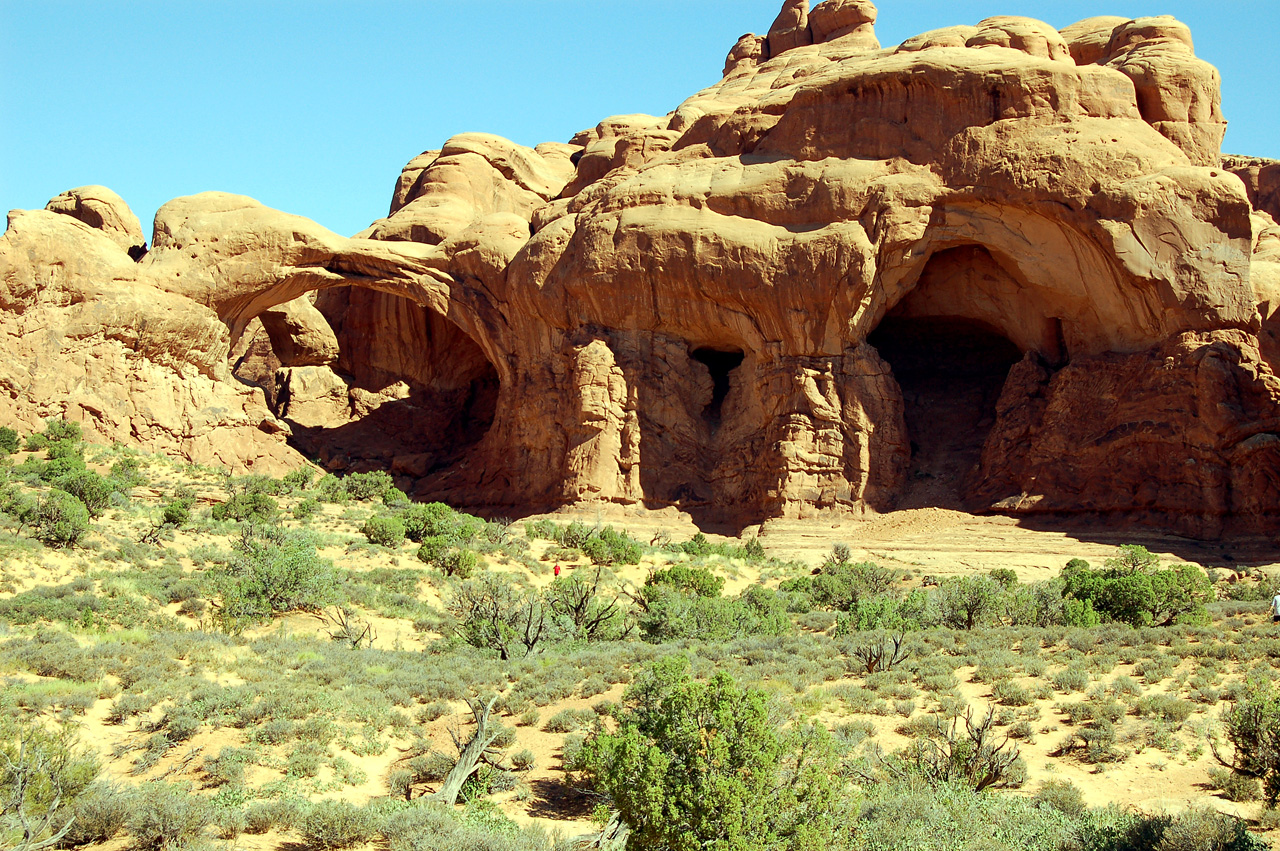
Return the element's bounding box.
[2,0,1278,537]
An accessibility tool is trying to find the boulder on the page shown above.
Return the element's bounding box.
[45,185,146,253]
[809,0,878,48]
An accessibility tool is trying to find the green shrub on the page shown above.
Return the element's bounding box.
[543,708,596,733]
[294,497,321,521]
[24,491,91,548]
[202,748,248,788]
[779,558,897,612]
[52,470,121,518]
[448,572,545,659]
[545,569,629,642]
[342,470,395,502]
[1062,546,1211,627]
[402,502,480,543]
[125,781,211,851]
[579,527,643,566]
[216,526,341,630]
[244,798,305,834]
[1216,678,1280,806]
[41,419,82,443]
[362,514,406,547]
[992,680,1033,707]
[1133,694,1194,724]
[1052,667,1090,693]
[0,426,20,455]
[0,722,99,849]
[645,564,723,598]
[57,781,132,846]
[583,656,838,851]
[282,467,316,492]
[211,492,278,523]
[937,575,1003,630]
[1032,778,1086,817]
[299,799,376,849]
[852,778,1076,851]
[160,492,195,528]
[1208,767,1261,802]
[108,454,147,488]
[440,548,478,579]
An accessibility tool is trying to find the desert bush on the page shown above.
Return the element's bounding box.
[510,748,535,772]
[638,585,785,642]
[1062,547,1212,627]
[645,564,723,598]
[1213,677,1280,806]
[1208,767,1261,802]
[125,781,211,851]
[294,497,321,520]
[299,799,377,849]
[890,708,1023,792]
[215,526,341,630]
[545,569,629,642]
[1052,666,1091,693]
[1031,778,1086,817]
[0,722,99,850]
[937,575,1004,630]
[1089,807,1267,851]
[244,798,305,834]
[342,470,395,501]
[1132,694,1194,724]
[851,778,1077,851]
[201,748,248,789]
[282,467,316,492]
[56,781,131,846]
[51,471,122,518]
[672,531,768,563]
[0,426,19,455]
[583,656,838,851]
[543,708,595,733]
[22,491,90,548]
[448,572,549,659]
[992,679,1033,707]
[579,526,643,566]
[362,514,406,547]
[211,491,278,523]
[780,555,897,612]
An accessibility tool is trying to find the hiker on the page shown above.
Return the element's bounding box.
[1272,591,1280,624]
[554,564,561,578]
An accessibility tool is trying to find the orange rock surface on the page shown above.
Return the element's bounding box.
[2,1,1278,536]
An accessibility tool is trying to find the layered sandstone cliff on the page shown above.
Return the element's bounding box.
[2,1,1278,537]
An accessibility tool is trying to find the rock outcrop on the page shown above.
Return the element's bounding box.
[2,0,1278,537]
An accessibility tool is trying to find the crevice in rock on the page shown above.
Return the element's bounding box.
[869,316,1021,510]
[690,347,745,427]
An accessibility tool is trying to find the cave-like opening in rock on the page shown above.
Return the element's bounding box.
[868,316,1022,509]
[690,347,745,426]
[276,287,499,489]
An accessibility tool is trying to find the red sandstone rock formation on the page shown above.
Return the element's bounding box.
[2,1,1278,537]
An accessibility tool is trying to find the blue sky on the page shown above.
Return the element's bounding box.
[3,1,1277,238]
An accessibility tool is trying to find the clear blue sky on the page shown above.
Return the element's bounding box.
[3,1,1276,238]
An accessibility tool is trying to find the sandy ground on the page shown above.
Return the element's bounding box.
[4,471,1280,846]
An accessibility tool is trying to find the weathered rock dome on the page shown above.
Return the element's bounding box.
[3,0,1278,538]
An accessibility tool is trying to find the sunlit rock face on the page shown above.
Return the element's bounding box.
[3,1,1278,538]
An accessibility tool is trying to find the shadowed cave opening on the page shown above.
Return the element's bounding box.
[868,316,1021,510]
[690,347,745,426]
[272,288,499,489]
